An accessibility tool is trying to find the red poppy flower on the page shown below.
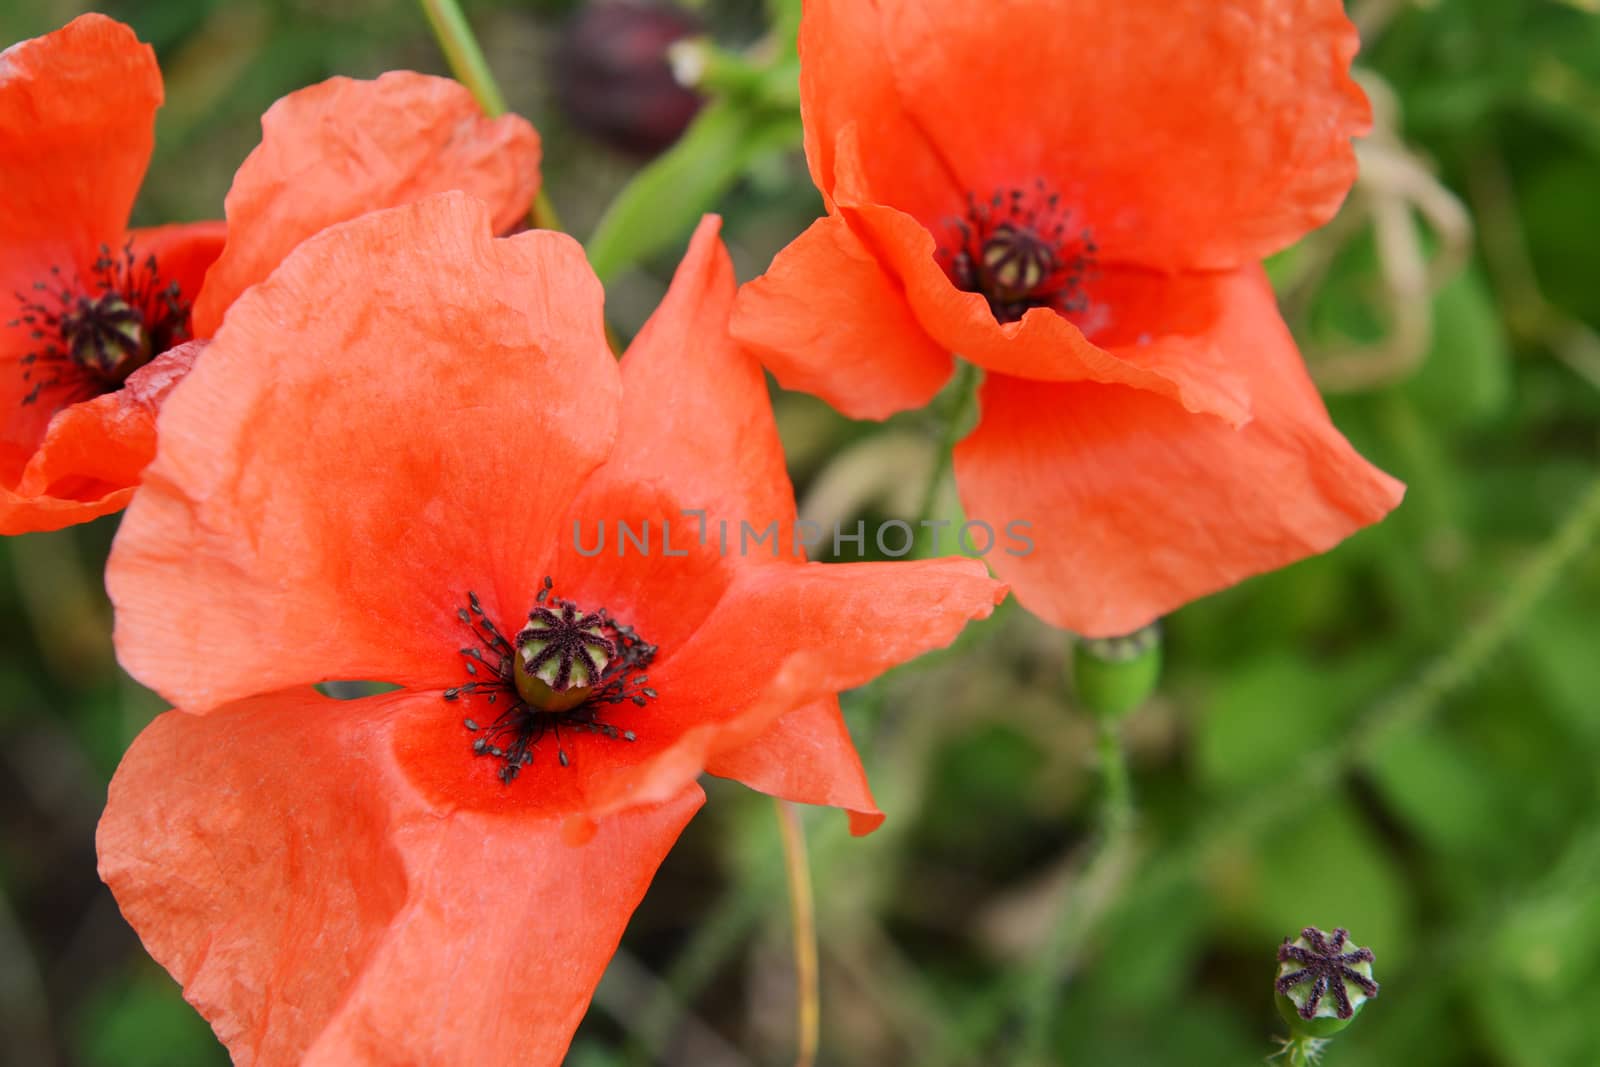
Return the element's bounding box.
[99,194,1003,1064]
[1,15,223,532]
[1,17,540,535]
[730,0,1405,636]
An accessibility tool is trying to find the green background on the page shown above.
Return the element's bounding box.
[2,1,1598,1064]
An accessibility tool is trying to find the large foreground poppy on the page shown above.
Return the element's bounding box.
[730,0,1404,636]
[1,16,540,534]
[100,194,1003,1064]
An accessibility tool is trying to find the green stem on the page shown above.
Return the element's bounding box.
[418,0,505,114]
[916,361,980,553]
[1011,717,1136,1065]
[417,0,562,231]
[1283,1034,1326,1066]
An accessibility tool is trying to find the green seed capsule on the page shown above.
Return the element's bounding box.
[1071,623,1161,720]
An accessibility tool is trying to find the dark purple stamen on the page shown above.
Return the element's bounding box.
[444,579,656,783]
[938,181,1097,324]
[9,241,189,405]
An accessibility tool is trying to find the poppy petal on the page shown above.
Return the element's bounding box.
[0,14,159,273]
[190,72,541,337]
[795,0,961,223]
[109,194,618,713]
[570,558,1004,821]
[808,0,1368,269]
[99,687,702,1067]
[844,190,1250,423]
[1,341,201,533]
[128,219,229,305]
[954,268,1403,636]
[706,696,884,835]
[730,213,954,421]
[554,216,811,653]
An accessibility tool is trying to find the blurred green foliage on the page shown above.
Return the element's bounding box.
[3,1,1599,1065]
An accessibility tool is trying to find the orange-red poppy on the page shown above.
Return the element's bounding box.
[730,0,1405,636]
[99,195,1003,1064]
[1,15,223,532]
[1,16,540,534]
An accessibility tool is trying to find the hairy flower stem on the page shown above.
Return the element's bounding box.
[417,0,562,232]
[1273,1033,1329,1065]
[916,360,980,554]
[1012,717,1137,1065]
[776,800,820,1067]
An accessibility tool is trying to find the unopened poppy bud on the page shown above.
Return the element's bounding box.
[1274,926,1378,1038]
[1072,623,1161,720]
[514,602,616,713]
[553,0,704,157]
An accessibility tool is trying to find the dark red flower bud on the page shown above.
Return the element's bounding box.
[553,1,704,157]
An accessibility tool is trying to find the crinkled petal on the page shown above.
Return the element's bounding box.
[99,687,701,1067]
[795,0,961,222]
[706,696,884,835]
[954,268,1403,636]
[0,13,159,272]
[554,216,809,653]
[845,188,1249,422]
[730,213,953,420]
[191,72,541,337]
[1,341,201,533]
[128,219,228,304]
[805,0,1369,269]
[1,222,223,534]
[574,558,1004,822]
[2,14,164,483]
[109,194,617,712]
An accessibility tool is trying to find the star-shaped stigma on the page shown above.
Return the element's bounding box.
[1275,927,1379,1020]
[443,579,657,782]
[519,600,615,693]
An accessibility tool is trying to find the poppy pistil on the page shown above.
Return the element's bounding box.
[940,183,1098,325]
[12,242,189,404]
[447,580,656,781]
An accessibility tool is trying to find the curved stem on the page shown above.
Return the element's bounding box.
[776,800,820,1067]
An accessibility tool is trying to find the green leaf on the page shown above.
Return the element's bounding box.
[1220,800,1413,971]
[1192,652,1391,793]
[1471,821,1600,1067]
[584,99,803,282]
[1366,721,1506,853]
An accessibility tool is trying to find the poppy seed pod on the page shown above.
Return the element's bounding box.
[1275,926,1379,1038]
[554,1,704,156]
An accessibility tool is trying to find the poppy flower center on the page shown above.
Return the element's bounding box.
[445,578,657,782]
[939,183,1097,325]
[11,242,190,405]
